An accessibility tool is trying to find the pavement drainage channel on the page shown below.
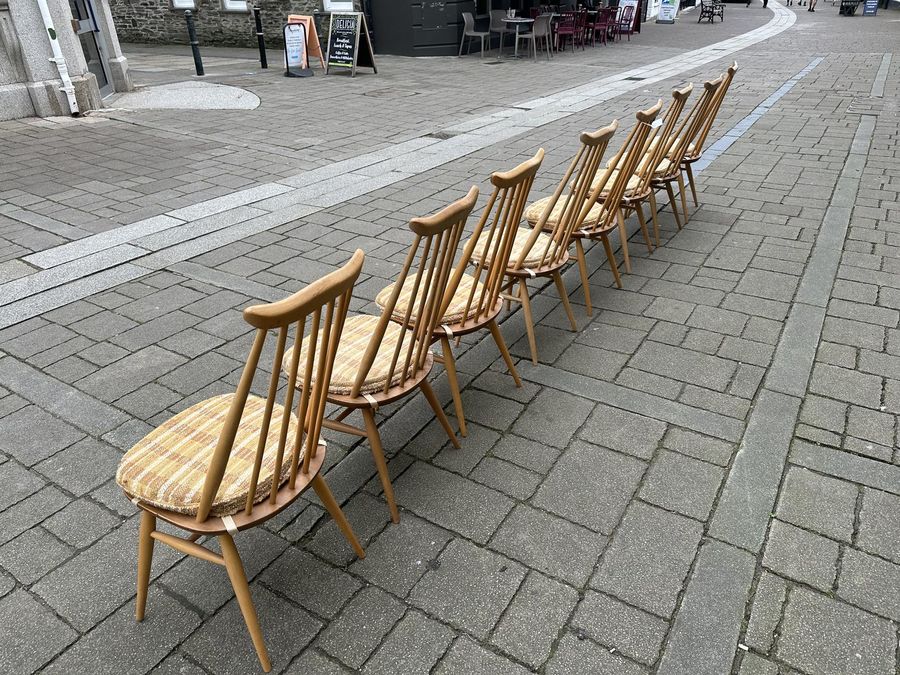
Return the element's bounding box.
[1,3,798,330]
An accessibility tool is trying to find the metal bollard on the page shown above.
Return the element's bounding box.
[253,6,267,68]
[184,10,204,76]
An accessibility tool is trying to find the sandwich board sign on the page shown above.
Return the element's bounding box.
[284,23,313,77]
[325,12,377,77]
[287,14,325,69]
[862,0,878,15]
[656,0,679,23]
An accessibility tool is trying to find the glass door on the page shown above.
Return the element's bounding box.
[69,0,112,97]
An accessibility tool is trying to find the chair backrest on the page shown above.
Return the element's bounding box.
[575,9,588,27]
[446,149,545,328]
[587,101,664,232]
[354,189,479,397]
[490,9,507,29]
[558,10,576,27]
[533,14,553,36]
[634,83,693,192]
[691,62,738,158]
[619,5,634,24]
[462,11,476,32]
[518,122,618,270]
[195,250,364,522]
[530,7,542,18]
[659,75,724,177]
[601,6,615,21]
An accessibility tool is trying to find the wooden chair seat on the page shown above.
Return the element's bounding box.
[375,272,486,326]
[524,195,602,228]
[470,226,556,269]
[116,393,299,517]
[284,314,414,396]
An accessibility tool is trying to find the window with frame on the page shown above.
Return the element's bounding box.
[171,0,196,9]
[222,0,249,11]
[476,0,491,16]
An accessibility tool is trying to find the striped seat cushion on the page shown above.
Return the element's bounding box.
[116,393,300,517]
[524,195,602,228]
[591,168,643,197]
[283,314,415,396]
[375,273,486,326]
[469,226,557,270]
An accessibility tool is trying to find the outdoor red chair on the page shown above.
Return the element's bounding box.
[557,9,587,51]
[615,5,635,41]
[588,7,614,46]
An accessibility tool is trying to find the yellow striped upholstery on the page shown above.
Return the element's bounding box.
[375,273,486,326]
[116,394,299,517]
[469,226,557,270]
[591,168,643,197]
[283,314,415,396]
[524,196,602,228]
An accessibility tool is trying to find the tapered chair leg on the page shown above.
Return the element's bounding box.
[361,408,400,522]
[135,510,156,622]
[685,164,699,207]
[600,234,623,288]
[312,473,365,559]
[616,209,631,273]
[440,336,467,437]
[419,379,461,449]
[552,271,578,331]
[648,190,661,246]
[677,173,690,223]
[488,319,521,387]
[574,238,592,315]
[219,534,272,673]
[634,203,653,253]
[518,279,539,365]
[664,182,683,229]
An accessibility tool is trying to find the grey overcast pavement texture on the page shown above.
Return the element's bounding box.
[1,3,900,673]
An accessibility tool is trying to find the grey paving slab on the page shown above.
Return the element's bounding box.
[709,389,801,553]
[0,589,78,673]
[571,591,668,667]
[658,540,755,675]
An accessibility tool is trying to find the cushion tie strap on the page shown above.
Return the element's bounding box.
[440,324,454,339]
[221,515,238,536]
[524,268,536,278]
[363,393,379,411]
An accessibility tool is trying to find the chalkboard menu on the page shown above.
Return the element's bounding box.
[862,0,877,15]
[325,12,377,77]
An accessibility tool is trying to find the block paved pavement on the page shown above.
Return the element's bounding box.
[1,3,899,673]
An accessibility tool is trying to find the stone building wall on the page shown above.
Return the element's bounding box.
[108,0,337,48]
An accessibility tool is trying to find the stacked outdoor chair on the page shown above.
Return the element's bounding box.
[115,61,741,672]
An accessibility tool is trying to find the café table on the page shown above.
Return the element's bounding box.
[501,16,535,58]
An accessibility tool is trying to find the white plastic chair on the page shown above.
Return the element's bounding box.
[489,9,511,56]
[459,12,490,57]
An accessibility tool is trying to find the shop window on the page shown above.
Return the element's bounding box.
[476,0,491,16]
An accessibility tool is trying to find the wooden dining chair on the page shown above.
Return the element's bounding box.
[116,251,367,673]
[285,194,480,524]
[596,84,693,249]
[651,76,724,229]
[577,101,663,307]
[680,62,739,207]
[375,154,543,436]
[504,123,618,361]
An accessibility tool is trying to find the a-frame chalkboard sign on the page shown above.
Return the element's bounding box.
[325,12,377,77]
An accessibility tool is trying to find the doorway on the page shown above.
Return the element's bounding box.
[69,0,112,97]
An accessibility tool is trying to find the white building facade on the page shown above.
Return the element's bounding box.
[0,0,132,120]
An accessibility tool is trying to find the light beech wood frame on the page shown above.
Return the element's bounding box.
[681,62,739,207]
[373,154,544,436]
[651,75,724,229]
[599,84,693,254]
[122,250,367,673]
[576,101,663,308]
[509,126,618,362]
[302,191,479,523]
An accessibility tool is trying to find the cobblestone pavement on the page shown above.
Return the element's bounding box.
[1,3,899,673]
